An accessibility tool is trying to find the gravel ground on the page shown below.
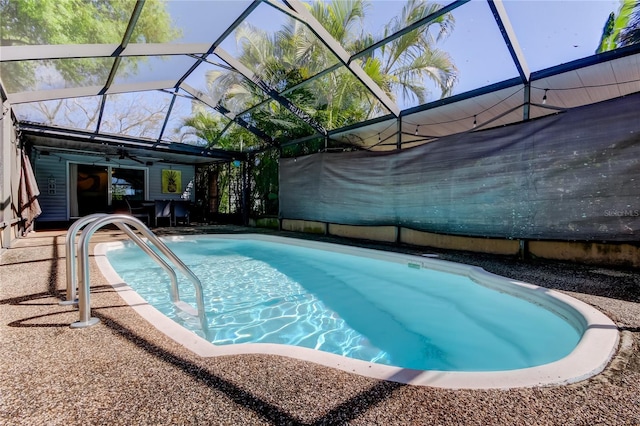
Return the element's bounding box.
[1,226,639,425]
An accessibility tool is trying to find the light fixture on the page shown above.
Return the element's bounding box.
[415,125,419,136]
[542,89,548,105]
[378,133,381,143]
[473,115,477,129]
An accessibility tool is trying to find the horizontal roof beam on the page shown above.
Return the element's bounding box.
[18,123,243,160]
[531,43,640,80]
[8,86,104,104]
[400,77,524,116]
[0,43,215,62]
[7,81,179,104]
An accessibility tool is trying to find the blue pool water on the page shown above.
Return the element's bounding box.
[104,237,582,372]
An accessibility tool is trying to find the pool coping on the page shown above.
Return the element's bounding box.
[94,233,619,390]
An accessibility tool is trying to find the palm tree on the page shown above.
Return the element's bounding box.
[180,109,226,146]
[377,0,457,103]
[180,105,245,216]
[298,0,457,118]
[619,2,640,46]
[183,0,458,217]
[597,0,640,53]
[201,0,457,133]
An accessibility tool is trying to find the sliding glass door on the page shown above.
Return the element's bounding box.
[70,163,147,218]
[75,164,109,216]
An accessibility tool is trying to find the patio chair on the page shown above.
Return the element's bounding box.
[154,200,173,227]
[124,197,149,225]
[173,200,190,226]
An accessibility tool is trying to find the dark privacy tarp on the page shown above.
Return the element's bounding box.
[280,93,640,241]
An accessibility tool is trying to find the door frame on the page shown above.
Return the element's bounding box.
[67,160,149,219]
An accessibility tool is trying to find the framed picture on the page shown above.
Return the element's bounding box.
[161,169,181,194]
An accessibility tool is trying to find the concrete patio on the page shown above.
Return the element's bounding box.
[1,227,639,425]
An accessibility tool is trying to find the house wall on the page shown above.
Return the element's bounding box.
[33,148,195,222]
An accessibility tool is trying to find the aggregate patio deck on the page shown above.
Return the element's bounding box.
[1,226,639,425]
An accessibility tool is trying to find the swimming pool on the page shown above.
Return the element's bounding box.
[95,234,618,388]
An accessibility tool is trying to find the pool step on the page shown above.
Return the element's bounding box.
[174,300,198,317]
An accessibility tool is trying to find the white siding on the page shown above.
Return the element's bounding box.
[34,151,195,222]
[148,164,195,201]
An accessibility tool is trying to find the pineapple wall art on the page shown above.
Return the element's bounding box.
[161,169,181,194]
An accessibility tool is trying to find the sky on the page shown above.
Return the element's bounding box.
[10,0,625,140]
[164,0,622,109]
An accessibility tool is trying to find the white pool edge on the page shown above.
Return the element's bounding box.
[94,233,620,390]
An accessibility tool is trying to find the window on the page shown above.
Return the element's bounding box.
[111,168,145,201]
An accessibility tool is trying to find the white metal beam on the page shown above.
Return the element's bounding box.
[122,43,212,57]
[487,0,530,82]
[0,44,118,62]
[105,80,178,94]
[0,43,214,62]
[6,80,181,104]
[8,86,103,104]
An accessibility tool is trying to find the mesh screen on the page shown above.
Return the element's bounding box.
[280,93,640,241]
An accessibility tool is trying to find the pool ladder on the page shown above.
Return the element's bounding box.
[61,213,208,334]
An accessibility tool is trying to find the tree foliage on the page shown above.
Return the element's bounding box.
[181,0,458,218]
[198,0,457,141]
[0,0,180,91]
[597,0,640,53]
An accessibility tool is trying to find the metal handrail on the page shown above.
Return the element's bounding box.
[62,214,180,306]
[70,214,208,334]
[113,225,181,303]
[61,213,108,305]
